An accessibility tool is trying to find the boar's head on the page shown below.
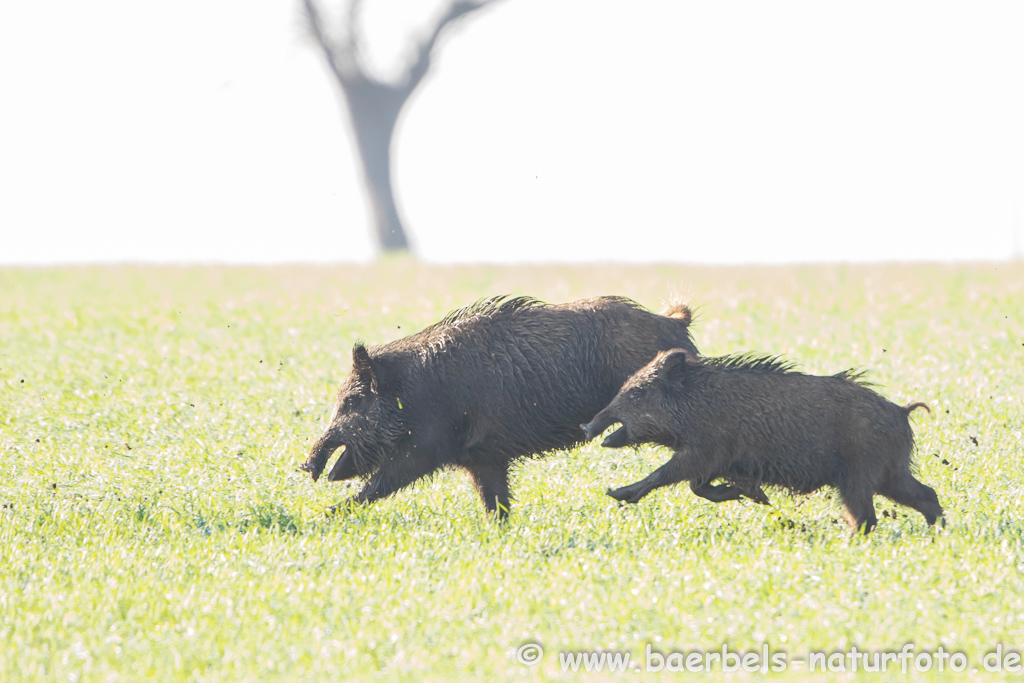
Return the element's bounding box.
[581,347,697,449]
[302,343,409,483]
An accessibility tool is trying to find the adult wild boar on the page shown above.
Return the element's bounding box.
[581,349,942,533]
[303,295,698,518]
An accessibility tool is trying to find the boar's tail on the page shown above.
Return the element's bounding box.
[662,302,692,326]
[904,401,931,415]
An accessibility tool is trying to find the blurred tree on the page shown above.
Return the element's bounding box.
[303,0,500,254]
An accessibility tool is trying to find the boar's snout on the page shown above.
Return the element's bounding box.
[298,459,319,481]
[581,410,626,446]
[303,430,346,483]
[580,421,601,441]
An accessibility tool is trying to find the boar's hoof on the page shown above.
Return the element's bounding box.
[745,487,771,506]
[606,486,644,505]
[325,504,350,518]
[324,498,361,517]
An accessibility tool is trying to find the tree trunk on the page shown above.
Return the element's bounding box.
[345,79,409,252]
[303,0,500,256]
[354,130,407,252]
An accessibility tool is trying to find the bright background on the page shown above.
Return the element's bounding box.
[2,0,1023,265]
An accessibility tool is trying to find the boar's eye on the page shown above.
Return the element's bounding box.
[341,392,369,411]
[629,388,647,401]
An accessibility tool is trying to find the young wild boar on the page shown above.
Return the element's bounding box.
[303,295,698,518]
[581,349,942,533]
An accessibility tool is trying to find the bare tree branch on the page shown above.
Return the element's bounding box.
[303,0,362,83]
[402,0,500,94]
[342,0,366,77]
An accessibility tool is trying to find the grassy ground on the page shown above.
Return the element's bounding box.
[1,261,1022,680]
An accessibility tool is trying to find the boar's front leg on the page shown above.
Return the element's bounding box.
[608,447,704,505]
[465,461,512,520]
[359,457,440,505]
[328,453,443,515]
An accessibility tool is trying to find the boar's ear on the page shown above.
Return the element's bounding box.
[351,343,401,395]
[661,348,696,380]
[351,343,376,389]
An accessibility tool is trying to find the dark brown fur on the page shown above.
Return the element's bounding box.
[581,349,942,533]
[303,296,698,518]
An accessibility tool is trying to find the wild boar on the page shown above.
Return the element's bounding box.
[303,295,698,518]
[581,348,942,533]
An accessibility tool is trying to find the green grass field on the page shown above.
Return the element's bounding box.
[1,261,1023,680]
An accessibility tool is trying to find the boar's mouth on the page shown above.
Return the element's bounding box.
[580,416,631,448]
[326,445,361,482]
[600,425,631,448]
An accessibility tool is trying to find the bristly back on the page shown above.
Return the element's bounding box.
[595,294,647,309]
[833,367,875,387]
[705,353,798,374]
[434,295,547,328]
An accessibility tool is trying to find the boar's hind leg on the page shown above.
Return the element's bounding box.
[740,485,771,506]
[690,481,771,506]
[689,481,743,502]
[877,470,944,527]
[465,462,512,519]
[837,481,878,534]
[608,448,702,505]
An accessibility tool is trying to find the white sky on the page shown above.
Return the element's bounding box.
[1,0,1023,264]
